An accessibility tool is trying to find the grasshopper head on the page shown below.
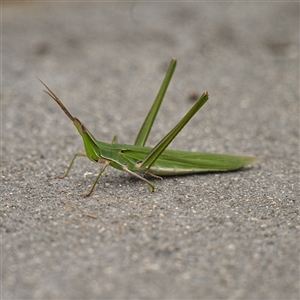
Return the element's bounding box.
[37,78,101,163]
[73,118,100,162]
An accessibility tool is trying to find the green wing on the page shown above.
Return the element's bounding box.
[121,147,256,175]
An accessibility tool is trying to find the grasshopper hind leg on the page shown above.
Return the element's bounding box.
[122,166,155,192]
[145,171,163,180]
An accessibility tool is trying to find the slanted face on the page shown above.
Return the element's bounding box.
[73,118,101,163]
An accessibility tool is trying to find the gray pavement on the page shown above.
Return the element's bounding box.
[1,2,299,299]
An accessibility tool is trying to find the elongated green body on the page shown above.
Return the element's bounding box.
[88,140,255,176]
[38,58,256,197]
[120,146,255,175]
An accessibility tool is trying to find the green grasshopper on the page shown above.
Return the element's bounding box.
[38,58,256,197]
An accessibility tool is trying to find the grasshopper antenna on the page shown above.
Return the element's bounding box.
[36,77,75,122]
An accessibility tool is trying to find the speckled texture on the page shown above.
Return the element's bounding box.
[1,2,299,299]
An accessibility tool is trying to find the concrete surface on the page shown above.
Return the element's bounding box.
[1,2,299,299]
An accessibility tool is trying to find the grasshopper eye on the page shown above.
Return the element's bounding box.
[80,124,86,134]
[73,118,87,134]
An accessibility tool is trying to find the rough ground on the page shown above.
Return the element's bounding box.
[1,2,299,299]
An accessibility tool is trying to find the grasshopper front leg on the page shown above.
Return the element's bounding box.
[56,152,111,197]
[84,160,110,198]
[55,152,87,179]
